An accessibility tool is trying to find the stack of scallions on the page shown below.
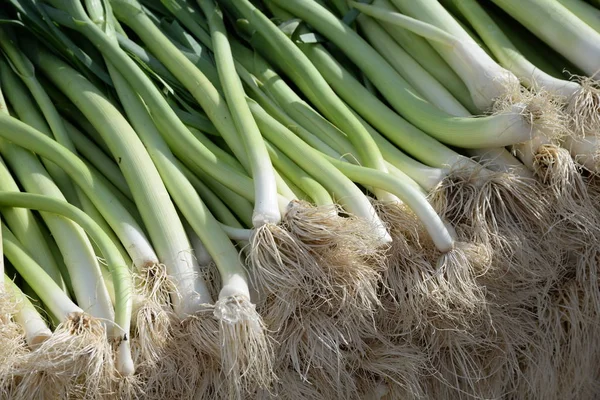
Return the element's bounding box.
[0,0,599,398]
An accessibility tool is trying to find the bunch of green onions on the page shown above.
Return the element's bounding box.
[0,0,598,399]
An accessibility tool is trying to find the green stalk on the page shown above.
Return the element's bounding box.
[293,40,472,170]
[555,0,600,33]
[0,156,66,290]
[265,140,333,207]
[0,71,113,322]
[42,81,113,154]
[355,15,469,115]
[173,107,220,136]
[279,174,307,201]
[60,116,143,223]
[110,63,252,308]
[0,27,82,159]
[176,159,249,228]
[185,127,297,202]
[184,222,213,267]
[487,7,571,78]
[0,51,137,220]
[443,0,581,98]
[64,120,133,200]
[157,17,219,84]
[444,0,600,147]
[2,224,82,322]
[274,171,299,202]
[159,0,212,46]
[234,42,434,194]
[35,45,207,315]
[0,109,158,272]
[324,158,455,252]
[42,0,276,213]
[3,49,138,217]
[250,96,449,249]
[37,218,75,299]
[80,157,144,226]
[491,0,600,77]
[346,3,530,175]
[108,63,216,307]
[1,135,112,311]
[230,41,362,157]
[249,67,430,194]
[442,0,600,166]
[372,0,476,112]
[183,126,293,208]
[0,58,81,208]
[179,158,255,225]
[106,23,272,386]
[200,0,281,226]
[248,65,355,159]
[0,216,3,287]
[109,0,250,170]
[78,191,132,267]
[228,0,391,188]
[0,193,133,375]
[187,127,248,173]
[254,76,431,193]
[355,114,447,192]
[353,0,519,112]
[116,0,296,207]
[116,32,188,96]
[270,0,533,147]
[236,60,350,161]
[236,54,430,192]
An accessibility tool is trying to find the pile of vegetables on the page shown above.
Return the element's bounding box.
[0,0,598,398]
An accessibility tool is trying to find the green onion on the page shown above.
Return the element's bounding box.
[492,0,600,78]
[228,0,397,203]
[110,0,249,169]
[0,107,158,274]
[371,0,477,112]
[110,58,273,391]
[268,0,533,148]
[2,224,83,330]
[0,69,114,324]
[35,45,207,317]
[0,156,67,291]
[444,0,600,163]
[64,120,133,200]
[3,275,52,347]
[354,13,468,115]
[0,192,133,375]
[555,0,600,33]
[378,0,519,111]
[44,0,285,225]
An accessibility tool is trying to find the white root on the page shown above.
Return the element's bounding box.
[350,339,425,400]
[214,294,274,399]
[433,241,491,312]
[566,75,600,137]
[430,167,555,285]
[248,223,319,302]
[11,313,113,399]
[0,290,27,397]
[533,145,600,249]
[130,263,176,368]
[135,319,208,400]
[284,201,386,316]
